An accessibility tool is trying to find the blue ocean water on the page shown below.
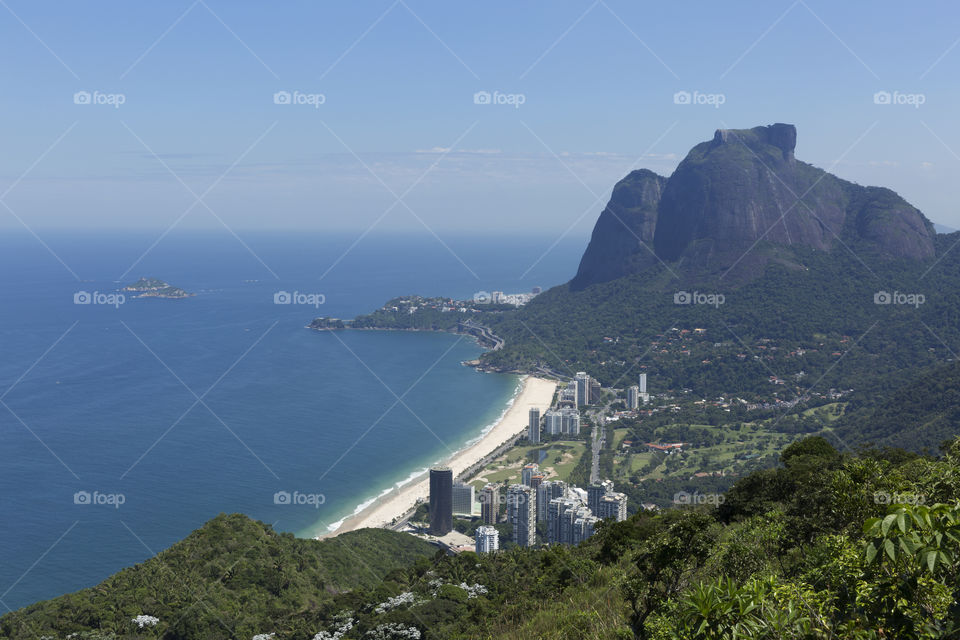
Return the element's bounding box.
[0,229,583,611]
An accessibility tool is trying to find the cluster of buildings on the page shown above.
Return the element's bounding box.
[527,370,601,446]
[433,369,636,555]
[545,480,627,546]
[472,465,627,553]
[626,373,651,409]
[381,289,541,318]
[537,373,654,438]
[551,371,601,409]
[527,406,581,443]
[526,371,602,445]
[573,372,601,407]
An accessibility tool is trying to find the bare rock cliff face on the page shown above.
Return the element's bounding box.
[571,169,667,287]
[571,124,935,289]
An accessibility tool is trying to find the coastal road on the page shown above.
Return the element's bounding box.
[587,396,614,484]
[590,419,604,485]
[460,321,504,351]
[388,508,416,532]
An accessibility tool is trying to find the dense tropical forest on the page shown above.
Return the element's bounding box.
[481,234,960,396]
[832,359,960,452]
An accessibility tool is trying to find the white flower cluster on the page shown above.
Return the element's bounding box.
[312,616,354,640]
[374,591,419,614]
[427,578,444,596]
[426,578,488,599]
[364,623,422,639]
[457,582,488,598]
[252,634,276,640]
[132,615,159,628]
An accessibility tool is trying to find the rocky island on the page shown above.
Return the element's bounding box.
[122,277,194,299]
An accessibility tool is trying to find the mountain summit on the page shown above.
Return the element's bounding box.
[572,124,935,288]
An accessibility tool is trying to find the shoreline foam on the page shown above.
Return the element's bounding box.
[315,375,557,538]
[316,383,526,536]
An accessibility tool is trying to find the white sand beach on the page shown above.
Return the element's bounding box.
[320,375,557,537]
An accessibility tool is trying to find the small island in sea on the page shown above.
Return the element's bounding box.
[122,277,194,299]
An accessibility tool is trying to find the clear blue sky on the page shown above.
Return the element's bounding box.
[2,0,959,233]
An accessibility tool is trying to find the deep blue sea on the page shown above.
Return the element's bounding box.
[0,229,583,611]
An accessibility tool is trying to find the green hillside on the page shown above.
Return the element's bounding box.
[0,515,436,640]
[478,237,960,399]
[832,360,960,452]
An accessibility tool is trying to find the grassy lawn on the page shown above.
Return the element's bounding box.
[468,440,586,489]
[610,417,816,482]
[802,402,846,423]
[612,428,630,449]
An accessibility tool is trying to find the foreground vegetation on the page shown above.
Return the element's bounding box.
[4,436,959,639]
[0,519,436,640]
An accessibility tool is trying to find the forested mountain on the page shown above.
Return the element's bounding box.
[832,360,960,452]
[470,126,960,415]
[483,234,960,398]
